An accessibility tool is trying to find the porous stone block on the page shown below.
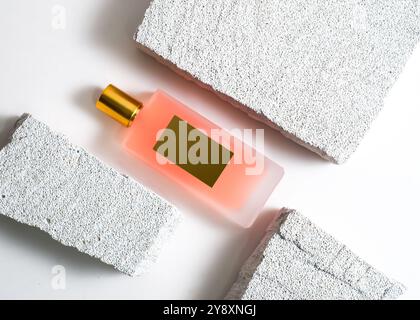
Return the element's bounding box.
[136,0,420,163]
[226,209,405,300]
[0,114,181,276]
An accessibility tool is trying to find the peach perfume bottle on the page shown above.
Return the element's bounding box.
[96,85,284,228]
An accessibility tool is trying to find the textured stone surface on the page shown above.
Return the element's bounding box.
[136,0,420,163]
[226,209,405,300]
[0,114,181,276]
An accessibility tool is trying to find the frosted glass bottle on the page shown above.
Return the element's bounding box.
[96,84,284,228]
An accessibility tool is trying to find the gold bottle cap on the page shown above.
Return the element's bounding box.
[96,84,143,127]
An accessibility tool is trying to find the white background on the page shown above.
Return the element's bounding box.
[0,0,419,300]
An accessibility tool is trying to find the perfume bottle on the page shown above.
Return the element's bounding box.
[96,85,284,228]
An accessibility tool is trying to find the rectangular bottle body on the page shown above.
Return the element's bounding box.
[123,91,284,228]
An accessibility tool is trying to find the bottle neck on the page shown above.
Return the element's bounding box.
[96,84,143,127]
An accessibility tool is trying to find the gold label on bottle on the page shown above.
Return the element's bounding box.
[154,116,234,188]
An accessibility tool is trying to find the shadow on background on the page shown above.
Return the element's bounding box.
[194,208,280,300]
[0,115,19,150]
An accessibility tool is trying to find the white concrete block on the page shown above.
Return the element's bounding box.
[136,0,420,163]
[0,114,181,276]
[226,209,405,300]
